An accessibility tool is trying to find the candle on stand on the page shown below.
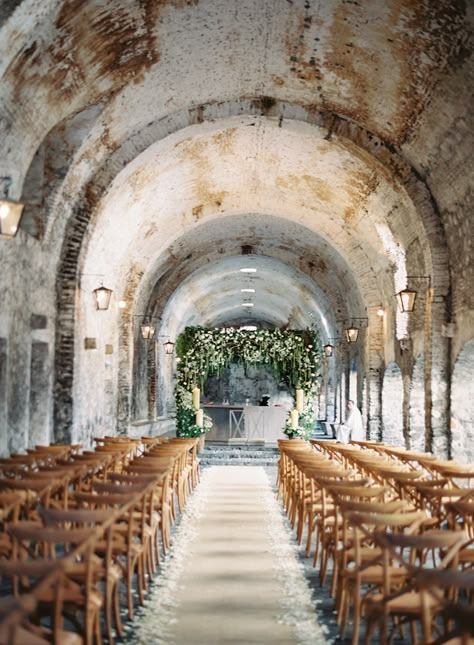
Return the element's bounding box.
[295,388,304,413]
[290,408,299,430]
[192,386,200,411]
[195,409,204,427]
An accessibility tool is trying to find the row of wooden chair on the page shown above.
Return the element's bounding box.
[0,435,201,644]
[278,438,474,644]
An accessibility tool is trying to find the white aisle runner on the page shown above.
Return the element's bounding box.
[129,466,327,645]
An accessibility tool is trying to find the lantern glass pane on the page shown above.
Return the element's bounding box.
[0,199,24,239]
[345,327,359,343]
[164,340,175,354]
[93,286,113,310]
[396,289,417,313]
[324,344,334,357]
[141,323,155,339]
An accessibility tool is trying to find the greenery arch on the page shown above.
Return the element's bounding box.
[174,326,322,437]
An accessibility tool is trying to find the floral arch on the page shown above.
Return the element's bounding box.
[174,326,322,437]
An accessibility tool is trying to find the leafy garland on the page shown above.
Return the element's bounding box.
[175,326,322,437]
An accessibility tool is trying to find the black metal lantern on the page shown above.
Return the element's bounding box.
[141,320,156,340]
[163,339,175,355]
[395,288,417,313]
[93,284,113,310]
[345,326,359,343]
[324,343,335,357]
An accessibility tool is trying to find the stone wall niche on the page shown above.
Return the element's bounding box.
[29,342,51,447]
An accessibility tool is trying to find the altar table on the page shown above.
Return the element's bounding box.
[204,405,288,443]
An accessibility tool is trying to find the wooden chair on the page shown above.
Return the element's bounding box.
[337,509,428,644]
[169,437,201,490]
[413,485,474,530]
[0,562,83,645]
[72,490,145,621]
[91,480,155,583]
[0,478,56,518]
[0,491,27,559]
[413,568,474,644]
[8,524,103,645]
[39,507,122,645]
[311,477,373,581]
[126,455,177,525]
[322,485,391,594]
[107,472,166,568]
[363,529,469,644]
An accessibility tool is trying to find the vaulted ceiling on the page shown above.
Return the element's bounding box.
[1,0,472,346]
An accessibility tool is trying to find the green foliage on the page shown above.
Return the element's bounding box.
[283,405,316,440]
[176,407,195,436]
[174,326,322,437]
[176,326,321,392]
[177,424,206,438]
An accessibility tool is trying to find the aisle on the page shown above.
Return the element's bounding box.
[128,466,327,645]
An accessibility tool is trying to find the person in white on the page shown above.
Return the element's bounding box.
[336,400,365,443]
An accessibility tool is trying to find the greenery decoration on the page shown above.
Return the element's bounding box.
[283,404,316,440]
[175,326,322,437]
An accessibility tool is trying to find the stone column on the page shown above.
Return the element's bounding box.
[426,295,450,458]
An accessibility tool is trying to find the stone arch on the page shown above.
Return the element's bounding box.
[382,362,404,446]
[451,340,474,464]
[51,99,449,440]
[408,354,425,452]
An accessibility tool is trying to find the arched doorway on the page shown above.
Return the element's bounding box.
[451,340,474,464]
[382,362,404,446]
[409,354,425,452]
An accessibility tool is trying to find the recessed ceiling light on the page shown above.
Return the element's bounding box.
[240,268,257,273]
[241,288,255,293]
[242,302,254,307]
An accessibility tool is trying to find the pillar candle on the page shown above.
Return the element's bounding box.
[192,386,200,411]
[295,388,304,413]
[196,409,204,427]
[290,408,299,429]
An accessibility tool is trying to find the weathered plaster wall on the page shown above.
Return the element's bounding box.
[0,0,471,454]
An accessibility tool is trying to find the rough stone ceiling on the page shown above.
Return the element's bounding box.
[159,254,335,337]
[80,115,418,333]
[0,0,471,335]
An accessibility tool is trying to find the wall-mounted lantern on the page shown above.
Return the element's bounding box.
[163,339,175,354]
[140,320,156,340]
[93,284,113,310]
[395,277,430,313]
[0,177,25,240]
[340,318,368,343]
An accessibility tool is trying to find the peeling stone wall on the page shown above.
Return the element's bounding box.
[0,339,7,456]
[0,0,471,457]
[381,362,404,446]
[408,354,425,452]
[28,341,52,447]
[0,239,57,455]
[451,340,474,464]
[204,364,293,410]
